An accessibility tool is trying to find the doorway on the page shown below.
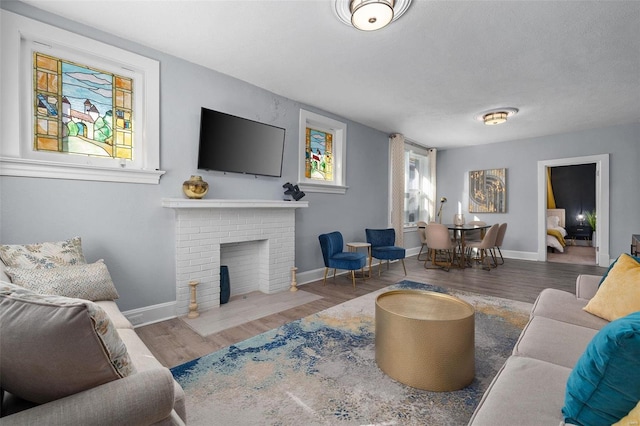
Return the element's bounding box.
[537,154,610,267]
[546,164,596,265]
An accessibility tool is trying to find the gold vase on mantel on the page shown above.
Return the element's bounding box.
[182,175,209,199]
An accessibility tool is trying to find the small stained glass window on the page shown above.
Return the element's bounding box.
[305,127,333,182]
[33,52,134,160]
[298,109,346,194]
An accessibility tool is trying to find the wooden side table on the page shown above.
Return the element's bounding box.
[347,242,372,278]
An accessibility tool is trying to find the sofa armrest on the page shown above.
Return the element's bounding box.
[1,368,179,426]
[575,274,602,301]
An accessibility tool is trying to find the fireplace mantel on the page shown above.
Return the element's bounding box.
[162,198,308,209]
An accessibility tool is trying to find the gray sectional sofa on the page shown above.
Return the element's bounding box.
[0,260,186,425]
[0,287,186,426]
[468,274,607,425]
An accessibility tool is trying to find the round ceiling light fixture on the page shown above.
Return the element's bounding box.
[334,0,412,31]
[483,111,508,125]
[475,108,519,126]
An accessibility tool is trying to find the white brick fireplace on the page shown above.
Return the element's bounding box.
[162,199,308,316]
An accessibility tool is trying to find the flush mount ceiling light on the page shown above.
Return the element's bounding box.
[483,112,508,125]
[475,108,519,126]
[351,0,393,30]
[334,0,412,31]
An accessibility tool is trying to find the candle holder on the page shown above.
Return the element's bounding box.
[187,280,199,319]
[290,267,298,292]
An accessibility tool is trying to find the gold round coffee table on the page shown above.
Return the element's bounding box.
[375,289,475,391]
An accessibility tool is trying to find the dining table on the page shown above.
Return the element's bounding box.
[443,223,492,268]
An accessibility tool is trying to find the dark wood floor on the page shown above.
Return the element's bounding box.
[136,255,605,368]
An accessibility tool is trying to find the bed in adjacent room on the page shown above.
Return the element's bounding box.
[546,208,568,253]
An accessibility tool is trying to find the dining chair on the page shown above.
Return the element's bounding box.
[416,221,429,261]
[365,228,406,276]
[424,223,457,271]
[493,223,508,265]
[465,223,499,270]
[465,220,487,243]
[318,231,367,288]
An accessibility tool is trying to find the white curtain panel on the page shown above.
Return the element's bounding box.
[427,148,437,222]
[389,133,405,247]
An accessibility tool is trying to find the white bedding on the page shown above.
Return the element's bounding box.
[547,225,567,253]
[549,225,568,238]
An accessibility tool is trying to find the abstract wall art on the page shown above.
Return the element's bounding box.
[469,168,507,213]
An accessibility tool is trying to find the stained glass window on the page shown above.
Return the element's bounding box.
[298,109,346,194]
[33,52,133,160]
[305,127,333,181]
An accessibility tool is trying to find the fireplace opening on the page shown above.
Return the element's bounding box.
[220,240,267,297]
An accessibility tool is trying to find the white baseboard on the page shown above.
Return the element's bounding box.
[500,249,538,261]
[296,265,375,286]
[122,301,177,328]
[598,252,611,267]
[296,259,389,286]
[405,246,422,258]
[502,249,609,265]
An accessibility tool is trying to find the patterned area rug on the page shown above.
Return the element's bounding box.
[171,281,532,425]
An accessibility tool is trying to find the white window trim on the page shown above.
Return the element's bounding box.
[0,10,165,184]
[400,142,436,228]
[297,109,347,194]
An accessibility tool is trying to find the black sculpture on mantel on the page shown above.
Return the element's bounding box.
[282,182,305,201]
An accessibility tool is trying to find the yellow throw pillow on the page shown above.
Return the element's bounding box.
[613,400,640,426]
[584,254,640,321]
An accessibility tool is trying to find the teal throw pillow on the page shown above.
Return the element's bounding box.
[599,254,640,286]
[562,311,640,426]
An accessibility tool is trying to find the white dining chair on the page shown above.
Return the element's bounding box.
[492,223,508,265]
[466,223,499,270]
[424,223,457,271]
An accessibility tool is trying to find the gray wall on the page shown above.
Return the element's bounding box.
[436,123,640,257]
[0,2,389,311]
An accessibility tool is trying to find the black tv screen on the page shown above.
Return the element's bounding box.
[197,107,286,177]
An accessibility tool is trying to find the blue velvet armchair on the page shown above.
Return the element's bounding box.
[318,231,367,288]
[365,228,406,276]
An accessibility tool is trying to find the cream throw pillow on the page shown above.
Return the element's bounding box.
[0,281,134,404]
[0,237,85,268]
[584,254,640,321]
[5,260,119,301]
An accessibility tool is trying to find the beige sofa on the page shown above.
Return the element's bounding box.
[0,262,186,425]
[468,274,608,425]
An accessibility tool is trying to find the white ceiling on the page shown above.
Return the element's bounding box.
[21,0,640,149]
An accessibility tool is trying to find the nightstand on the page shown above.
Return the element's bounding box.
[568,225,592,245]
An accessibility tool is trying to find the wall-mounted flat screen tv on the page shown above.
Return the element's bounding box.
[197,107,286,178]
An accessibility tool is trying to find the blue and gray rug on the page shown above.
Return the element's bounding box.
[171,281,532,425]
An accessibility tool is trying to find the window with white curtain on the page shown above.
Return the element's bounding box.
[404,144,434,226]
